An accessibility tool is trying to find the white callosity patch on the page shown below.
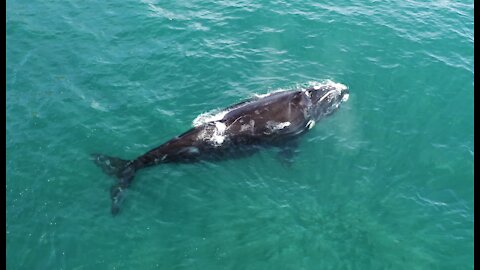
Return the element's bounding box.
[197,121,228,146]
[210,121,226,145]
[271,121,291,130]
[302,80,348,106]
[306,120,315,129]
[240,124,251,132]
[319,89,340,103]
[305,80,349,118]
[264,121,291,134]
[238,120,255,133]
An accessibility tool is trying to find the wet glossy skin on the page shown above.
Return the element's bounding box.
[133,85,349,169]
[94,84,349,215]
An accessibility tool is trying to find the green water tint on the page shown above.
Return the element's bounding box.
[7,0,473,269]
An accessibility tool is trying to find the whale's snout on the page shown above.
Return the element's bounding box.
[305,80,349,119]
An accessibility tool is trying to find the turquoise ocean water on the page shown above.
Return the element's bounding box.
[6,0,474,269]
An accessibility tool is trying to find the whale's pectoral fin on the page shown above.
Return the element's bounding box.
[276,142,300,167]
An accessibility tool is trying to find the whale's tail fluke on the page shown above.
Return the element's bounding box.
[91,154,136,216]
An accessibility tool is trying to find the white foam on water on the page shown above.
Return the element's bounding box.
[90,100,107,112]
[253,89,287,98]
[306,80,348,92]
[193,110,229,127]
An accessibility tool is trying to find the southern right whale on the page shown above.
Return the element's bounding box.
[92,80,350,215]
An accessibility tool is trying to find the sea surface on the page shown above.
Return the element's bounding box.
[6,0,474,269]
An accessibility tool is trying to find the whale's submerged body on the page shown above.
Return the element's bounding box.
[93,81,350,215]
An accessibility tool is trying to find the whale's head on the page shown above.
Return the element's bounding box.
[304,81,349,120]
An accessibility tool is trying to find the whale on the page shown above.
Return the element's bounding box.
[92,81,349,215]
